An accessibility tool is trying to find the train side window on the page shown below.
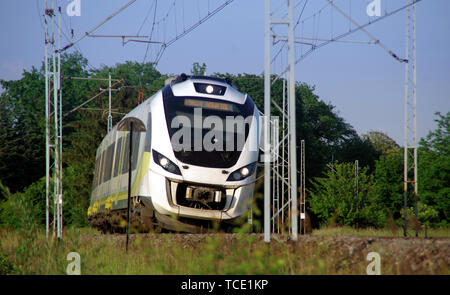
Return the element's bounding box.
[93,155,100,188]
[96,153,102,187]
[100,149,107,184]
[122,134,130,174]
[131,132,141,171]
[104,144,114,182]
[92,157,97,187]
[121,132,141,173]
[144,112,151,152]
[113,137,123,178]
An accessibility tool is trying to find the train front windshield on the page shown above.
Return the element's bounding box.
[163,94,255,168]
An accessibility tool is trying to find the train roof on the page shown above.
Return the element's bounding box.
[168,74,247,105]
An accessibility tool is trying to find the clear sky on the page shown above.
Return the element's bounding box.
[1,0,449,146]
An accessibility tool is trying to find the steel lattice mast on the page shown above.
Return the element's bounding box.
[264,0,299,243]
[44,0,63,240]
[403,0,418,237]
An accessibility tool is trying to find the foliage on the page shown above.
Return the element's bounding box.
[308,162,385,228]
[0,68,45,192]
[191,62,207,76]
[420,111,449,155]
[0,181,11,202]
[371,112,449,228]
[332,136,380,171]
[418,149,450,225]
[414,202,440,228]
[362,130,400,155]
[418,112,450,224]
[373,151,404,220]
[0,177,45,229]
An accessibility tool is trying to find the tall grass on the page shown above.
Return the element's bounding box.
[312,226,450,238]
[0,226,448,275]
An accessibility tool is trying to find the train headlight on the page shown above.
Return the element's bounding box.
[193,83,226,95]
[205,85,214,94]
[159,157,169,168]
[152,150,181,175]
[227,162,257,181]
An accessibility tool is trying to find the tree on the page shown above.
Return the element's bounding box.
[191,62,207,76]
[0,67,45,192]
[420,112,449,155]
[0,176,45,229]
[418,111,450,225]
[374,151,405,220]
[362,131,400,155]
[308,162,385,228]
[333,136,380,171]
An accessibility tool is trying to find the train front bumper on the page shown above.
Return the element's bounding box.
[147,169,254,222]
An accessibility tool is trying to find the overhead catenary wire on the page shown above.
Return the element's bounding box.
[152,0,236,65]
[63,79,123,117]
[325,0,407,63]
[142,0,159,64]
[59,10,97,71]
[269,0,309,68]
[137,0,157,36]
[271,0,422,85]
[58,0,137,53]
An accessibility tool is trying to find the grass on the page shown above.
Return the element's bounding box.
[312,226,450,238]
[0,226,448,275]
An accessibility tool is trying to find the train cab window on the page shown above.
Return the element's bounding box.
[162,85,255,168]
[104,144,114,182]
[113,137,123,178]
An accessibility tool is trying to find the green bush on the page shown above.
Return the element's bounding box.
[0,177,45,229]
[401,202,440,229]
[0,192,40,230]
[308,162,386,228]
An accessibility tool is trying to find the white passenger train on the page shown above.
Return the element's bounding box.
[88,75,260,232]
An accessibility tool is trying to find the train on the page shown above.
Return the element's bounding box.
[88,74,261,233]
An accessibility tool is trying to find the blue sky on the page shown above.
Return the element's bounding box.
[0,0,449,146]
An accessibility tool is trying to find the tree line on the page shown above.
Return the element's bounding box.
[0,52,448,230]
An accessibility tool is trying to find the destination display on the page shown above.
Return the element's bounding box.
[184,98,233,111]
